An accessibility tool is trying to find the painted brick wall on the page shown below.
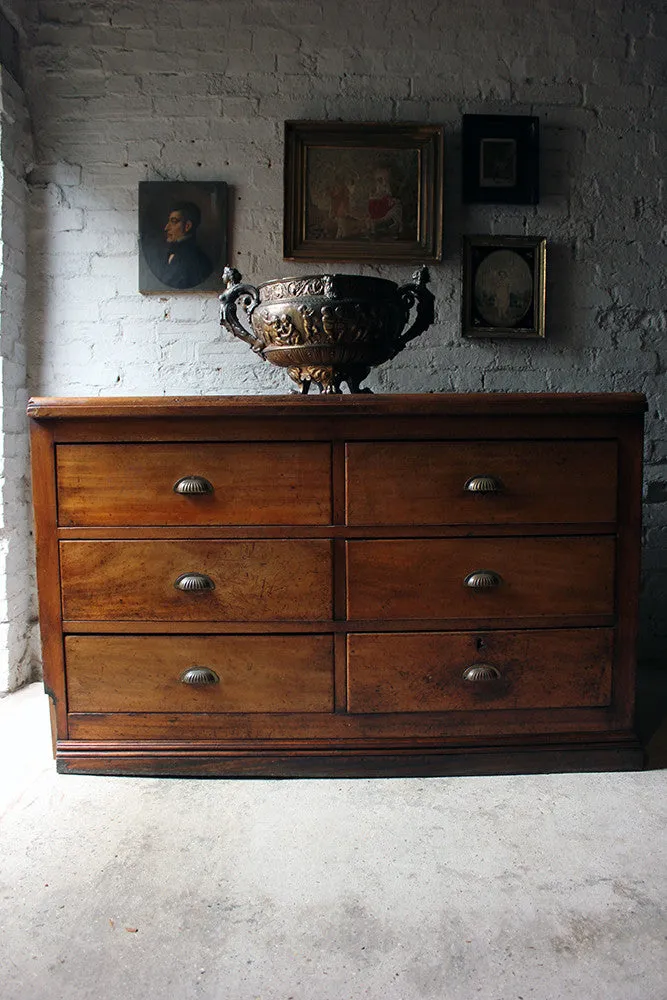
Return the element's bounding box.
[0,0,38,692]
[19,0,667,665]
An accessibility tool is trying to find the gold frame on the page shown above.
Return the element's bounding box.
[283,121,444,263]
[462,235,546,339]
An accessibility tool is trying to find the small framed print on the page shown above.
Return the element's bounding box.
[462,235,546,339]
[139,181,227,293]
[283,120,444,263]
[462,114,539,204]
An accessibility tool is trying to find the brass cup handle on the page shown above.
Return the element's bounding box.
[174,572,215,592]
[464,475,502,494]
[462,664,501,683]
[173,476,214,495]
[180,667,220,686]
[464,570,502,589]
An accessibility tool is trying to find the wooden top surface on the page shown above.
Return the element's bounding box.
[26,392,648,420]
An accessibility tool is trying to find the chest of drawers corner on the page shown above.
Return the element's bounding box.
[28,392,647,777]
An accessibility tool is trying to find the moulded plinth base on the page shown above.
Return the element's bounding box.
[55,736,645,778]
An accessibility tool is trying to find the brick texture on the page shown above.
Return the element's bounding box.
[13,0,667,667]
[0,58,39,692]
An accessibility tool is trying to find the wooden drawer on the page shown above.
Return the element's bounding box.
[346,441,617,525]
[346,537,615,620]
[60,539,333,621]
[56,442,332,526]
[347,629,613,713]
[66,634,334,713]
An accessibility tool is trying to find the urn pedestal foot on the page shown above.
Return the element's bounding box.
[287,364,373,394]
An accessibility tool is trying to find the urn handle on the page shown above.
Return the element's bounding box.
[395,266,436,353]
[219,267,263,353]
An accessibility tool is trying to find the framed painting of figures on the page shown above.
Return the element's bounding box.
[284,121,443,263]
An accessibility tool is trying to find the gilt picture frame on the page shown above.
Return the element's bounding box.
[138,181,227,293]
[462,235,546,339]
[462,114,539,205]
[283,121,444,263]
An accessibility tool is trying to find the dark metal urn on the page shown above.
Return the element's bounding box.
[219,266,435,393]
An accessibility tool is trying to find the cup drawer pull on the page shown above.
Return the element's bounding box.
[464,475,502,494]
[173,476,214,495]
[464,570,502,589]
[462,664,502,683]
[180,667,220,686]
[174,572,215,592]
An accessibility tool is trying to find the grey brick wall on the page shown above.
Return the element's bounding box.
[0,53,38,691]
[17,0,667,665]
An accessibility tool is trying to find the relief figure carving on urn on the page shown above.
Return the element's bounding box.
[219,266,435,394]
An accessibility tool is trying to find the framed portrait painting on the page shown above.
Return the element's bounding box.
[462,235,546,339]
[283,121,444,263]
[462,114,539,205]
[138,181,227,293]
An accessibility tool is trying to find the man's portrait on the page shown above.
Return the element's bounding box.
[139,181,227,293]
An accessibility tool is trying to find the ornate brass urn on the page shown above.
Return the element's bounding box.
[219,266,435,393]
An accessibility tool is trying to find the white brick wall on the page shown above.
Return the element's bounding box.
[0,53,38,692]
[14,0,667,667]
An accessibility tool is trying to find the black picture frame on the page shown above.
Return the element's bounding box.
[139,181,227,293]
[283,120,444,263]
[462,235,546,339]
[462,115,539,205]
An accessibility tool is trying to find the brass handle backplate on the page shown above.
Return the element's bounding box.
[173,476,214,495]
[180,667,220,686]
[174,572,215,592]
[462,664,502,683]
[464,475,502,494]
[464,570,502,589]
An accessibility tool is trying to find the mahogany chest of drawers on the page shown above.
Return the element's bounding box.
[27,393,646,776]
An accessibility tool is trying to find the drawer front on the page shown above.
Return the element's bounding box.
[346,537,615,620]
[56,442,332,526]
[60,539,333,621]
[346,441,617,525]
[66,634,334,713]
[347,629,614,713]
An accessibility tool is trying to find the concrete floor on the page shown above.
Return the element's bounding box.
[1,683,667,1000]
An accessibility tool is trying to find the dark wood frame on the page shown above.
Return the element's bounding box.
[283,121,444,263]
[462,114,539,205]
[462,235,546,339]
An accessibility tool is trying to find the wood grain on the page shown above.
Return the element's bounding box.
[27,393,645,777]
[54,742,644,777]
[66,706,627,741]
[27,392,648,420]
[57,442,332,526]
[347,629,613,713]
[346,440,617,525]
[66,634,334,713]
[29,421,68,744]
[60,539,333,621]
[346,536,616,620]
